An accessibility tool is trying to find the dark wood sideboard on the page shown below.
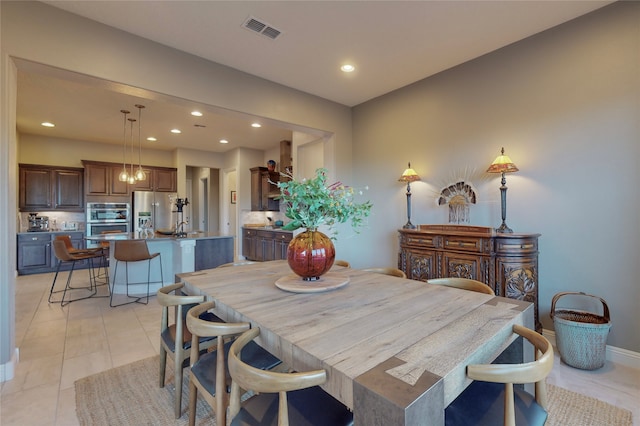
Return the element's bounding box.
[398,224,541,332]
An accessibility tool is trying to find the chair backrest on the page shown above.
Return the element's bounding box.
[334,260,351,268]
[228,328,327,424]
[186,301,252,425]
[157,283,206,345]
[362,267,407,279]
[55,235,75,251]
[427,277,495,295]
[466,324,554,426]
[113,239,152,262]
[52,239,74,262]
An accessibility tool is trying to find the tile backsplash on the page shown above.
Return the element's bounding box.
[18,211,86,232]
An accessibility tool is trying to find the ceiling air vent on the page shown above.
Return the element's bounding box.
[242,16,282,40]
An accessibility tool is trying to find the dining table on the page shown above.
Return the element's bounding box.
[177,260,535,426]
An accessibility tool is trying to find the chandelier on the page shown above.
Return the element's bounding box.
[118,104,147,183]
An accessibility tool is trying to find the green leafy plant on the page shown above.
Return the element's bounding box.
[275,168,372,238]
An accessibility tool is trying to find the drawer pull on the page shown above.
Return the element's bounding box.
[32,237,38,241]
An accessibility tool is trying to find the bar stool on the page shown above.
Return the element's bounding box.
[110,239,162,307]
[48,239,100,306]
[55,235,109,289]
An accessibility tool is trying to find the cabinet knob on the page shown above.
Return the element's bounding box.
[32,237,38,241]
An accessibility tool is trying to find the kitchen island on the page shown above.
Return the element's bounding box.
[87,231,234,297]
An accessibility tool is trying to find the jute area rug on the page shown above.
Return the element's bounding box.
[76,355,633,426]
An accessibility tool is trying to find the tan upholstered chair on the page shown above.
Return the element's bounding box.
[227,328,354,426]
[445,324,554,426]
[157,283,219,418]
[427,277,495,295]
[110,239,162,307]
[48,239,101,306]
[362,267,407,279]
[186,302,281,426]
[334,259,351,268]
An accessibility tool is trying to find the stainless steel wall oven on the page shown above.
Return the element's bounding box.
[86,202,130,247]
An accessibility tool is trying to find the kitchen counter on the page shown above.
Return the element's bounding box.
[86,232,234,297]
[241,226,293,233]
[85,230,233,242]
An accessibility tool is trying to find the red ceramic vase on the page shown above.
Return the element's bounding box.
[287,229,335,281]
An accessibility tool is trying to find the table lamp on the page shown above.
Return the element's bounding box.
[398,162,421,229]
[486,147,519,233]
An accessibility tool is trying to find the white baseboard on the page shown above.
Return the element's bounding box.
[542,329,640,370]
[0,348,19,383]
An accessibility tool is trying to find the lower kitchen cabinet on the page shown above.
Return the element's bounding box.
[242,227,292,261]
[17,232,88,275]
[194,237,234,270]
[398,224,541,332]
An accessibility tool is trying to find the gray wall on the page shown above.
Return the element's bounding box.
[351,1,640,351]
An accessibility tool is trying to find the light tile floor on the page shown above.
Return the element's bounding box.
[2,271,639,425]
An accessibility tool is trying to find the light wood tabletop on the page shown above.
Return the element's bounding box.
[178,260,534,425]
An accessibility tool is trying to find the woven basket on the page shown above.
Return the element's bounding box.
[550,292,611,370]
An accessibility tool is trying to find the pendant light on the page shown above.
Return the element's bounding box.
[118,110,131,182]
[134,104,147,181]
[127,117,137,184]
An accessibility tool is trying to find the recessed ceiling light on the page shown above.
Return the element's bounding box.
[219,139,229,144]
[251,123,262,128]
[147,137,157,142]
[171,129,181,134]
[341,64,355,73]
[191,111,203,117]
[41,122,55,127]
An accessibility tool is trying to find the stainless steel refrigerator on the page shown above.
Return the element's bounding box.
[131,191,177,232]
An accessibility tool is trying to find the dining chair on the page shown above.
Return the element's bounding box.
[427,277,495,295]
[48,239,100,306]
[334,259,351,268]
[186,302,282,426]
[227,327,354,426]
[445,324,554,426]
[362,267,407,279]
[110,239,162,307]
[157,283,221,418]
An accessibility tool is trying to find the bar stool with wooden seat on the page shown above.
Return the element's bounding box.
[186,302,282,426]
[427,277,495,295]
[110,239,162,307]
[48,239,100,306]
[445,324,554,426]
[227,327,354,426]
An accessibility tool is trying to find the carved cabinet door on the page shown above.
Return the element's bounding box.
[401,249,438,282]
[441,251,490,283]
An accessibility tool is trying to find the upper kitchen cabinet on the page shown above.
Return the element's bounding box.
[83,160,177,195]
[19,164,84,212]
[250,166,279,211]
[153,167,177,192]
[83,161,129,196]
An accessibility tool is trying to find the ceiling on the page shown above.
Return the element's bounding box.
[16,0,613,153]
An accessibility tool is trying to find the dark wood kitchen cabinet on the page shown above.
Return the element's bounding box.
[242,227,292,261]
[19,164,84,212]
[17,231,87,275]
[83,160,177,195]
[250,167,279,211]
[398,224,541,332]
